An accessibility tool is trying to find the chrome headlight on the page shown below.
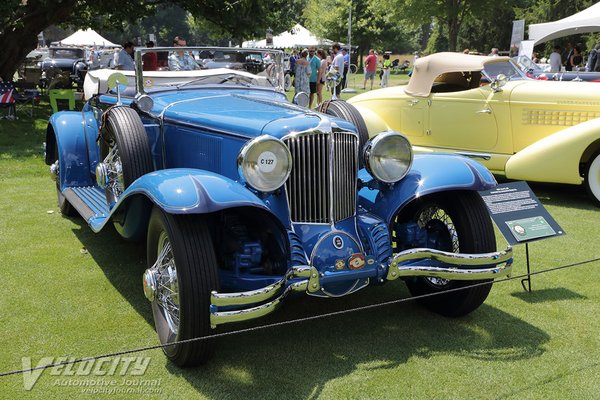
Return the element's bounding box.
[133,94,154,113]
[238,135,292,192]
[364,131,413,183]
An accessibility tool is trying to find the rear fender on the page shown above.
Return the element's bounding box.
[505,118,600,185]
[46,111,95,189]
[351,103,389,139]
[358,153,496,224]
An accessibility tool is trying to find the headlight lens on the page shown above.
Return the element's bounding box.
[238,135,292,192]
[364,131,413,183]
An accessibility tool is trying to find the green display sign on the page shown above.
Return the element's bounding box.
[505,216,556,242]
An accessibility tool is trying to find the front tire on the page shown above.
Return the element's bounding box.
[393,191,496,317]
[585,151,600,206]
[146,208,220,367]
[99,107,153,205]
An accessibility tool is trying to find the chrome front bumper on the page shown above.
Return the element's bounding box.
[209,246,513,328]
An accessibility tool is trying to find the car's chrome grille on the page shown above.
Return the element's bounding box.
[284,131,358,223]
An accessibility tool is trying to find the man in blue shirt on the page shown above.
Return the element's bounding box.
[308,47,321,108]
[115,42,135,71]
[168,36,200,71]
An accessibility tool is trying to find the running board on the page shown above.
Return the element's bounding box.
[63,186,110,224]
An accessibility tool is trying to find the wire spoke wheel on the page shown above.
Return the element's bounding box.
[393,191,496,317]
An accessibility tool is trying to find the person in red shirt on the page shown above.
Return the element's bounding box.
[142,41,158,71]
[363,49,377,90]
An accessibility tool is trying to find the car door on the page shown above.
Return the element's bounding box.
[425,88,499,151]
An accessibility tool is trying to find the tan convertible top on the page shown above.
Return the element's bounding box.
[405,52,511,97]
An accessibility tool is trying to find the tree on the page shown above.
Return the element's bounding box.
[375,0,519,52]
[0,0,305,80]
[0,0,159,80]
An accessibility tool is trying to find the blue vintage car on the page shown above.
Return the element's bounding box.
[45,47,512,367]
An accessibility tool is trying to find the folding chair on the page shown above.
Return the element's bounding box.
[0,81,16,120]
[13,84,38,118]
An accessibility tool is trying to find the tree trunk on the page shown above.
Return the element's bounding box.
[0,0,77,80]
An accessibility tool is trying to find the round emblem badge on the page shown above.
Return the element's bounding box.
[332,235,344,249]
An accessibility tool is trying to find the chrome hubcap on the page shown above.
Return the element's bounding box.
[103,145,124,199]
[148,232,180,335]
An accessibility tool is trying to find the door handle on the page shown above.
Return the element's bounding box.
[408,99,420,106]
[476,108,492,114]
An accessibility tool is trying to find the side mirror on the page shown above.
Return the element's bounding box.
[490,74,507,92]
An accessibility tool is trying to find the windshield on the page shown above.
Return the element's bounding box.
[132,46,285,94]
[513,55,544,74]
[49,48,84,59]
[482,60,528,81]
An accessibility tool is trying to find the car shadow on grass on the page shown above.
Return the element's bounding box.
[70,218,153,326]
[70,218,550,400]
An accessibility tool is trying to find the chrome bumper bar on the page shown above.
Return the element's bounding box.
[209,246,512,328]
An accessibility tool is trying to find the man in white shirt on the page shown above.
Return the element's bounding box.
[330,43,345,96]
[549,45,562,73]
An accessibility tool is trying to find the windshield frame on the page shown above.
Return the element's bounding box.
[133,46,285,96]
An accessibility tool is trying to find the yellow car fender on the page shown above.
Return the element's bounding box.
[505,117,600,185]
[350,103,390,139]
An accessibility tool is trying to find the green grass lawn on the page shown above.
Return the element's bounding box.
[0,94,599,400]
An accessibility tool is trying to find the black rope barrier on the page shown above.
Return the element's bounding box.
[1,256,599,378]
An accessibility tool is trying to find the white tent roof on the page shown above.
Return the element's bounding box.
[242,24,332,48]
[58,28,120,48]
[528,2,600,44]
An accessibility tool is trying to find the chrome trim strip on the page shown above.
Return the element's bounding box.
[454,151,492,160]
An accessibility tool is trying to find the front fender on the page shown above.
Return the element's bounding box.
[505,118,600,185]
[359,153,496,224]
[121,168,270,214]
[46,111,94,189]
[351,103,390,139]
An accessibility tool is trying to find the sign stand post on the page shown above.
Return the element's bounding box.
[521,243,532,292]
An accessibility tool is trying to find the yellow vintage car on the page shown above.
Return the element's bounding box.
[322,52,600,205]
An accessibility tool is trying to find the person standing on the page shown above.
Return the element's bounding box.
[563,42,574,71]
[142,40,158,71]
[294,49,310,96]
[316,48,328,105]
[569,45,583,71]
[549,45,562,73]
[115,41,135,70]
[381,53,392,88]
[341,47,350,89]
[308,47,321,108]
[330,43,345,96]
[362,49,377,90]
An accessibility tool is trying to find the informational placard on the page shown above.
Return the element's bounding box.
[479,181,565,245]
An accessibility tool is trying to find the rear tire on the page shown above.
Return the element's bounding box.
[393,191,496,317]
[585,151,600,206]
[318,100,369,166]
[147,208,220,367]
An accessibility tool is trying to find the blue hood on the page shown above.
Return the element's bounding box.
[153,88,356,139]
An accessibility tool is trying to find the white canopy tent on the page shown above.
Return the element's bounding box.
[242,24,332,48]
[56,28,120,48]
[528,2,600,45]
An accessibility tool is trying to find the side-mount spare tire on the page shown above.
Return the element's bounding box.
[318,100,370,166]
[99,106,154,239]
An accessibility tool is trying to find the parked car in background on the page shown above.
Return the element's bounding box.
[38,46,88,89]
[46,47,513,367]
[334,52,600,205]
[514,54,600,82]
